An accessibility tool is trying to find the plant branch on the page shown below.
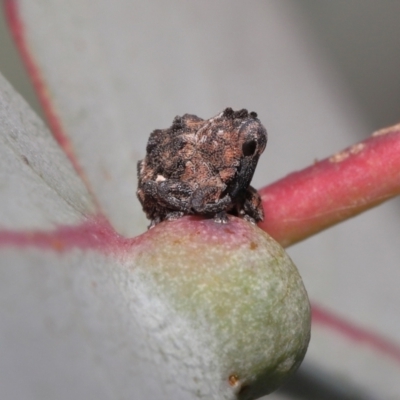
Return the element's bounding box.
[312,304,400,364]
[4,0,100,209]
[258,123,400,247]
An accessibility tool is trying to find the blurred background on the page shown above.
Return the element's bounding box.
[2,1,400,132]
[0,1,399,399]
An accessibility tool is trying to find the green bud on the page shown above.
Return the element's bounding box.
[131,216,310,399]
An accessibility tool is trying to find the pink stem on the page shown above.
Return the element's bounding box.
[4,0,100,210]
[0,217,115,252]
[0,216,139,254]
[258,124,400,247]
[312,304,400,364]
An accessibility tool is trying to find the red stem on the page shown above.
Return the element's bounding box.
[312,304,400,364]
[3,0,100,209]
[259,123,400,247]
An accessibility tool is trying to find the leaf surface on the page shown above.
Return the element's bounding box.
[0,72,96,230]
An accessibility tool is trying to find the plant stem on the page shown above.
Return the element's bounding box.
[258,123,400,247]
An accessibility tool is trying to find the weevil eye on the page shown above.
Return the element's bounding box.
[242,140,257,156]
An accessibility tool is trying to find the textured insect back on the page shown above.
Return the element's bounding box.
[137,109,267,228]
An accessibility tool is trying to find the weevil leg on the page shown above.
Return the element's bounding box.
[241,185,264,222]
[191,186,232,214]
[156,179,193,211]
[213,211,229,224]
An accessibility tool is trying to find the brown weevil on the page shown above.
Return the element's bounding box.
[137,108,267,228]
